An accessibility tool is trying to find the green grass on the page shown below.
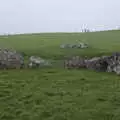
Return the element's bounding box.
[0,30,120,59]
[0,30,120,120]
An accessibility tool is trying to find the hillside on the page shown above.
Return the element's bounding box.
[0,30,120,59]
[0,30,120,120]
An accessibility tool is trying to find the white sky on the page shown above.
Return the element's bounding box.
[0,0,120,34]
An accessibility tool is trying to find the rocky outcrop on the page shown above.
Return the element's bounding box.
[64,53,120,75]
[0,48,24,69]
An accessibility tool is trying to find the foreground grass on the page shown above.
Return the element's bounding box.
[0,68,120,120]
[0,30,120,120]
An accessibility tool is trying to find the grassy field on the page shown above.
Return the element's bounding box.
[0,30,120,120]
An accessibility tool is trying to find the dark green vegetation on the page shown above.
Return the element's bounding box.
[0,30,120,120]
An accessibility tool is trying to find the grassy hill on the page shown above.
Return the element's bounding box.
[0,30,120,120]
[0,30,120,59]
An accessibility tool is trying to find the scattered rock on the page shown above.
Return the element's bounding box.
[60,42,88,49]
[64,56,86,69]
[0,48,24,69]
[0,47,120,76]
[64,52,120,75]
[28,56,52,68]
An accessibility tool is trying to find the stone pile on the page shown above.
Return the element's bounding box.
[28,56,52,68]
[64,56,86,69]
[0,48,24,69]
[60,43,88,49]
[64,53,120,75]
[0,48,52,69]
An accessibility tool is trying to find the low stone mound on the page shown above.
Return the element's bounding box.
[64,52,120,75]
[64,56,86,69]
[60,42,88,49]
[0,48,24,69]
[28,56,52,68]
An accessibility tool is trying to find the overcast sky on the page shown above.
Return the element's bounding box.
[0,0,120,34]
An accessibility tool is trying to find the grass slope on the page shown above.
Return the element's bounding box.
[0,30,120,120]
[0,30,120,59]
